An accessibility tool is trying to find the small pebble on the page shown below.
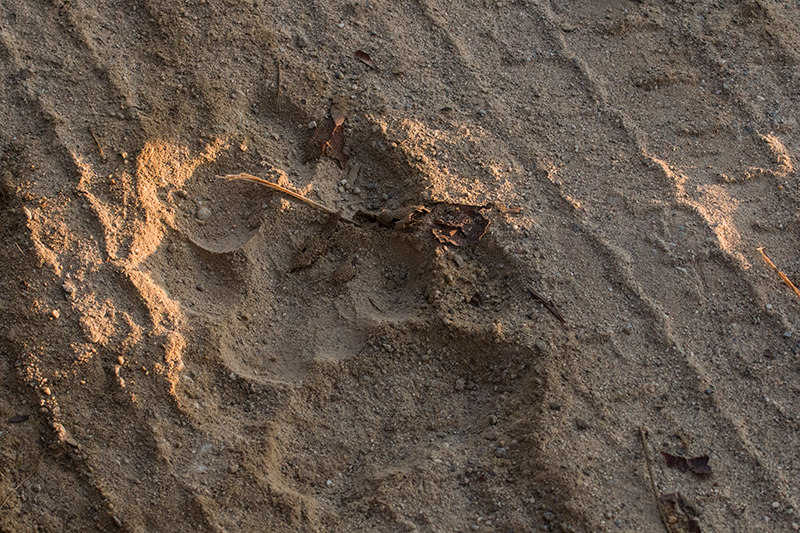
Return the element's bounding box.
[196,206,212,220]
[576,418,589,430]
[784,331,793,338]
[50,309,60,319]
[489,415,498,425]
[43,387,51,396]
[494,447,508,458]
[623,324,633,335]
[308,121,317,129]
[534,340,548,354]
[229,463,239,474]
[196,284,205,292]
[791,522,799,530]
[421,354,430,363]
[773,501,780,510]
[118,356,125,365]
[455,378,465,391]
[549,402,562,411]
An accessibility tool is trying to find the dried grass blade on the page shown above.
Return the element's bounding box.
[218,173,357,225]
[758,247,800,301]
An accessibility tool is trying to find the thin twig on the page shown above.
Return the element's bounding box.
[758,247,800,301]
[528,287,566,323]
[88,126,105,160]
[639,427,671,533]
[218,173,357,225]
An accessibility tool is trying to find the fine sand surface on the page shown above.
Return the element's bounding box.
[1,0,799,531]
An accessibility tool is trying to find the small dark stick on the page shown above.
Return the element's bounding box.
[88,126,105,161]
[639,427,672,533]
[528,287,565,323]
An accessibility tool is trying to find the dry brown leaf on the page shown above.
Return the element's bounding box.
[661,452,712,475]
[304,108,349,168]
[304,117,335,163]
[355,50,377,69]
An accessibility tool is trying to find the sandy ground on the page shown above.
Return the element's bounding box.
[1,0,799,531]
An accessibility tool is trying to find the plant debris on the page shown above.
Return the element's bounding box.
[661,452,712,475]
[758,247,800,301]
[357,206,429,229]
[355,50,377,69]
[528,287,566,323]
[304,103,349,168]
[661,493,702,533]
[218,172,357,225]
[431,203,490,246]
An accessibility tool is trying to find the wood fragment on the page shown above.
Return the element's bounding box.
[639,427,672,533]
[758,247,800,301]
[88,126,105,160]
[218,173,357,225]
[528,287,566,323]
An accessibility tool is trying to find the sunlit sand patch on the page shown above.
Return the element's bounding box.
[647,153,746,266]
[719,133,794,182]
[45,140,226,387]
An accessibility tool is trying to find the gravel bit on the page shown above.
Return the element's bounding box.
[196,206,212,220]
